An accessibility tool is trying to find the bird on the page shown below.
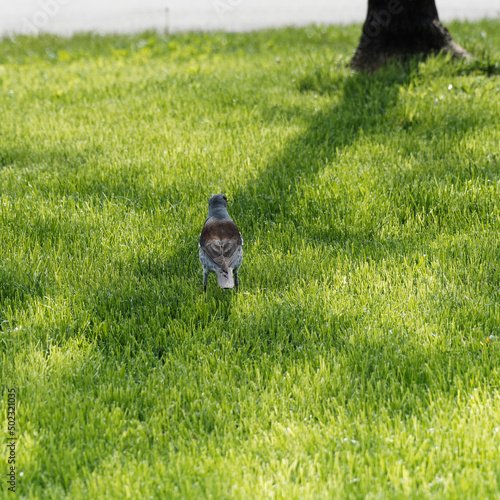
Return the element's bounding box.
[199,194,243,292]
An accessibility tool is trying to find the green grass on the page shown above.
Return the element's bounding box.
[0,19,499,499]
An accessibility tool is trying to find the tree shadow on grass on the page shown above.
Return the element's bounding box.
[231,56,499,278]
[235,65,411,224]
[223,61,417,294]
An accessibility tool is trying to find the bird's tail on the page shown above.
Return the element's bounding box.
[216,268,234,289]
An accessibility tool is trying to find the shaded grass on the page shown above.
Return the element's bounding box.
[0,19,500,499]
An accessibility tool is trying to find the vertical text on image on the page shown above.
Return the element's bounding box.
[6,388,16,493]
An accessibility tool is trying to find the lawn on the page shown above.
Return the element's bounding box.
[0,18,499,499]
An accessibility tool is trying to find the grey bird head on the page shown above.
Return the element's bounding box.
[207,193,231,220]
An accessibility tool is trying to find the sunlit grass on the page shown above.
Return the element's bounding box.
[0,19,499,499]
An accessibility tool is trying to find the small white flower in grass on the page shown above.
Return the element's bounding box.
[19,472,24,477]
[448,84,453,90]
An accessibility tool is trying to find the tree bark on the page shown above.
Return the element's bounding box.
[351,0,470,71]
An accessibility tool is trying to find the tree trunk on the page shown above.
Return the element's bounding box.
[351,0,470,71]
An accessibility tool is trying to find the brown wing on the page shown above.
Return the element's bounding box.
[200,220,242,271]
